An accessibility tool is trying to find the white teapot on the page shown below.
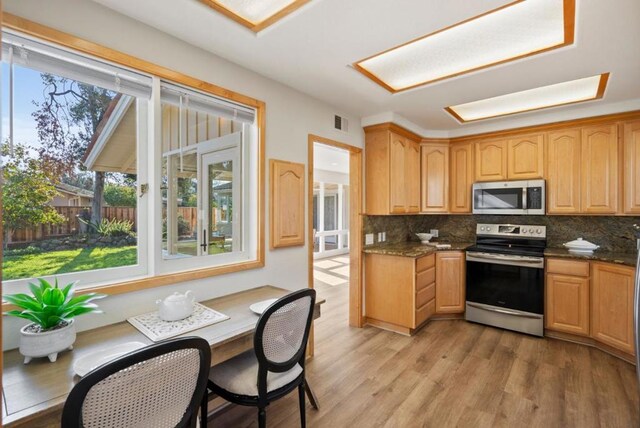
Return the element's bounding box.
[156,291,195,321]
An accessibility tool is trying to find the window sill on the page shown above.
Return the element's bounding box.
[1,258,265,311]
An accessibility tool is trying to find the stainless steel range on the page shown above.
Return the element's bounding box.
[465,223,547,336]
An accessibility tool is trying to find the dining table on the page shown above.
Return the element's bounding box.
[2,285,325,428]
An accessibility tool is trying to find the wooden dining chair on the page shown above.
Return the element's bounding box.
[61,337,211,428]
[208,288,316,428]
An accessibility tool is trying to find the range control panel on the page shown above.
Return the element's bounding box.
[476,223,546,238]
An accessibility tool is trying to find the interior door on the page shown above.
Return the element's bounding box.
[198,132,242,256]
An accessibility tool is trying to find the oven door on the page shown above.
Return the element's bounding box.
[465,252,544,315]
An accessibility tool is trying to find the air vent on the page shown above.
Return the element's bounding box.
[334,115,348,132]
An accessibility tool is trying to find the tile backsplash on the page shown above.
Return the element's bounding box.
[364,215,640,253]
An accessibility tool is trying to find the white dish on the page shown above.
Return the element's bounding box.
[249,298,278,315]
[416,233,434,244]
[73,341,147,377]
[563,238,599,251]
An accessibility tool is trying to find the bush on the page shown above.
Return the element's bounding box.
[4,245,43,257]
[86,218,134,237]
[162,215,192,239]
[104,185,136,207]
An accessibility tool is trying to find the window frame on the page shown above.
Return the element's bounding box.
[1,15,265,303]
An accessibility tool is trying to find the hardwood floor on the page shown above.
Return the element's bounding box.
[213,278,639,428]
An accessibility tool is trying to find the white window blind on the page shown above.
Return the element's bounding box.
[160,82,255,124]
[1,31,152,99]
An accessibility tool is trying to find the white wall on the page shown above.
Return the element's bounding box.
[2,0,364,350]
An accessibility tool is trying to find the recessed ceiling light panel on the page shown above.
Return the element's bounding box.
[445,73,609,122]
[199,0,309,32]
[354,0,575,93]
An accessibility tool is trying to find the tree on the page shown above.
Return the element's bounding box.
[1,143,65,249]
[32,74,115,228]
[104,184,136,207]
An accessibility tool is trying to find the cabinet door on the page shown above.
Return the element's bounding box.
[405,140,421,213]
[591,263,635,355]
[389,133,407,214]
[546,129,581,214]
[435,251,465,313]
[365,254,415,329]
[624,120,640,214]
[545,274,589,336]
[507,134,544,179]
[475,140,507,181]
[449,142,474,213]
[270,160,305,249]
[581,125,618,213]
[420,143,449,212]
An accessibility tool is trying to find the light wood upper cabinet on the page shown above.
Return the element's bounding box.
[435,251,465,314]
[389,133,408,213]
[591,262,636,356]
[546,273,590,336]
[624,120,640,214]
[365,128,421,215]
[269,159,304,249]
[546,129,582,214]
[406,140,421,213]
[449,142,474,213]
[420,143,449,212]
[475,140,507,181]
[581,125,618,214]
[507,134,544,179]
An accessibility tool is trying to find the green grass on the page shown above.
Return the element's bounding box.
[3,246,137,281]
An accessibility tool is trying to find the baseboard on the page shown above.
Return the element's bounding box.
[544,329,635,365]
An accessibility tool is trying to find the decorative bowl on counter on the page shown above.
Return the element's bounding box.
[416,233,434,244]
[563,238,600,254]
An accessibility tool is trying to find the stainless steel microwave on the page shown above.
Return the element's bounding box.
[472,179,545,215]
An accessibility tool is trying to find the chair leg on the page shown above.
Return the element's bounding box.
[298,383,306,428]
[304,380,320,410]
[200,392,208,428]
[258,407,267,428]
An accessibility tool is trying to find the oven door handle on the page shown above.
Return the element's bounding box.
[467,302,542,320]
[466,252,543,265]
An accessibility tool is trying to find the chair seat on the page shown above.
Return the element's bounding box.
[210,350,302,397]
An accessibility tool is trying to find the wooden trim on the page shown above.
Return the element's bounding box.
[307,134,364,328]
[362,122,421,142]
[197,0,310,33]
[0,14,267,306]
[364,317,412,336]
[353,0,575,93]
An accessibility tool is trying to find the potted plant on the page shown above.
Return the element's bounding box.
[4,278,106,364]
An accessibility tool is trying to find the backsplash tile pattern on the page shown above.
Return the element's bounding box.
[364,215,640,253]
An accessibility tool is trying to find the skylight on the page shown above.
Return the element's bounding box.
[354,0,575,93]
[199,0,309,32]
[445,73,609,122]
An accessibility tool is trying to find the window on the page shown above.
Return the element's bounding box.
[1,31,150,291]
[313,182,349,257]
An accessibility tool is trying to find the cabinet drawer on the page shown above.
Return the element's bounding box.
[416,267,435,291]
[547,258,590,277]
[417,283,435,308]
[416,254,435,272]
[416,299,436,326]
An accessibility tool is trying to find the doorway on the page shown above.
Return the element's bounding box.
[308,135,362,328]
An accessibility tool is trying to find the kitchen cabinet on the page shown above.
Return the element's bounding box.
[475,140,507,182]
[269,159,305,249]
[507,134,544,179]
[364,253,436,334]
[581,125,618,214]
[449,142,474,213]
[420,142,449,213]
[435,251,465,314]
[624,120,640,214]
[546,129,582,214]
[365,127,420,215]
[545,259,590,336]
[591,262,636,356]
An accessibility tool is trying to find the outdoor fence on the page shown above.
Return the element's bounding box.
[9,206,199,244]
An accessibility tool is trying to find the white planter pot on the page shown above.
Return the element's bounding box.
[19,319,76,364]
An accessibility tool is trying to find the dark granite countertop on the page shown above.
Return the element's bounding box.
[363,241,473,258]
[544,248,637,267]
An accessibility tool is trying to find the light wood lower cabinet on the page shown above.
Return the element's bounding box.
[435,252,465,314]
[591,262,636,356]
[545,272,590,336]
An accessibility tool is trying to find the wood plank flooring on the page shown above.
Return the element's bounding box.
[213,277,640,428]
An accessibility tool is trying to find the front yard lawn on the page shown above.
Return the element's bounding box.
[3,246,137,281]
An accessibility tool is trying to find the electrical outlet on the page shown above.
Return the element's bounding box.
[365,234,374,245]
[430,229,439,238]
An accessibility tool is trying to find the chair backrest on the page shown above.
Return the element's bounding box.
[254,289,316,376]
[62,337,211,428]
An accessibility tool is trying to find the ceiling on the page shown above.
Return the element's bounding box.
[91,0,640,137]
[313,143,349,174]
